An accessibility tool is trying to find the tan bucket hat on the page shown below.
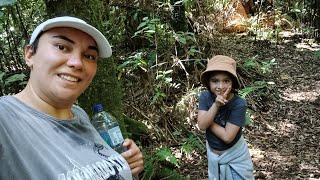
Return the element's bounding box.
[200,55,240,89]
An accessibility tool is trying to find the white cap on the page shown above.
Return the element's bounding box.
[29,16,112,58]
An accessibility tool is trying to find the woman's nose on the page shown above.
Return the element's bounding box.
[67,54,83,69]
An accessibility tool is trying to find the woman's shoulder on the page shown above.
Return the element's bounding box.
[72,104,90,120]
[0,95,16,111]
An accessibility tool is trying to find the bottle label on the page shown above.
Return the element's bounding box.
[107,126,124,146]
[99,131,113,147]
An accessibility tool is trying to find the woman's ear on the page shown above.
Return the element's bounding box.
[24,45,34,69]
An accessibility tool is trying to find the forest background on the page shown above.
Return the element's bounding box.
[0,0,319,179]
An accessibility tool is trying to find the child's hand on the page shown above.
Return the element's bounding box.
[215,86,231,107]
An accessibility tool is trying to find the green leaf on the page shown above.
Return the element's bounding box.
[147,51,157,66]
[4,73,26,86]
[0,0,17,7]
[181,134,204,154]
[0,71,5,82]
[145,30,155,34]
[137,21,148,30]
[314,50,320,59]
[239,81,267,98]
[244,109,253,126]
[243,58,258,69]
[156,147,178,166]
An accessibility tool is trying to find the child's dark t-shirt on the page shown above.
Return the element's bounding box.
[198,90,247,151]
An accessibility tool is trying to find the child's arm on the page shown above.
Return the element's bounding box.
[209,122,240,144]
[197,87,231,130]
[197,103,220,130]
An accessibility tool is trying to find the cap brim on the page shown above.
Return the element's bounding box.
[29,17,112,58]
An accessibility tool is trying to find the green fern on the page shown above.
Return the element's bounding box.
[156,147,179,167]
[181,134,205,154]
[239,81,268,98]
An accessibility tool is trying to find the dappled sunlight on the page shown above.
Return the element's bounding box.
[249,145,265,160]
[279,31,296,38]
[176,87,203,128]
[278,120,298,136]
[299,163,319,178]
[295,41,320,51]
[280,81,320,102]
[266,151,297,166]
[281,89,320,102]
[279,31,320,51]
[252,147,297,167]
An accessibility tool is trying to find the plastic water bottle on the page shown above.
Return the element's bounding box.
[92,103,126,153]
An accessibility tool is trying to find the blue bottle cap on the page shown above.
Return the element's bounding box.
[93,103,104,113]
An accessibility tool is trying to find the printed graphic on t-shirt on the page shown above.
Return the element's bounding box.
[57,143,127,180]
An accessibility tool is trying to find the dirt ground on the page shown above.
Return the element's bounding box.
[123,33,320,179]
[244,36,320,179]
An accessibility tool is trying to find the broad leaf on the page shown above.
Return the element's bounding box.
[4,73,26,86]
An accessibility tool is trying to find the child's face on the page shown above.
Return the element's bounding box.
[208,72,233,96]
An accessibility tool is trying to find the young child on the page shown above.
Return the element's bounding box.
[197,55,254,179]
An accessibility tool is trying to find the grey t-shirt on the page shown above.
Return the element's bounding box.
[0,96,132,180]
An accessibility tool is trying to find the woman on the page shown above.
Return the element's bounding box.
[0,16,143,180]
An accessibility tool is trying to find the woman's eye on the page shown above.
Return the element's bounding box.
[84,54,97,61]
[56,44,67,51]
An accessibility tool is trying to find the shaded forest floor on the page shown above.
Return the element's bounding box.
[123,33,320,179]
[178,34,320,179]
[245,36,320,179]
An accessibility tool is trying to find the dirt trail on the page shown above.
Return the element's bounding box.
[240,37,320,179]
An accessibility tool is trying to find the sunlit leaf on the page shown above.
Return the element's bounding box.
[156,147,178,166]
[137,21,148,30]
[239,81,267,98]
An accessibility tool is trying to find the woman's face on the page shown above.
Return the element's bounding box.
[24,27,99,108]
[208,72,233,97]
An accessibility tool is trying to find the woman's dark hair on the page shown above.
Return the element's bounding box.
[28,31,44,55]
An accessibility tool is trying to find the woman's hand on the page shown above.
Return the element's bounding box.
[121,139,144,177]
[215,86,231,107]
